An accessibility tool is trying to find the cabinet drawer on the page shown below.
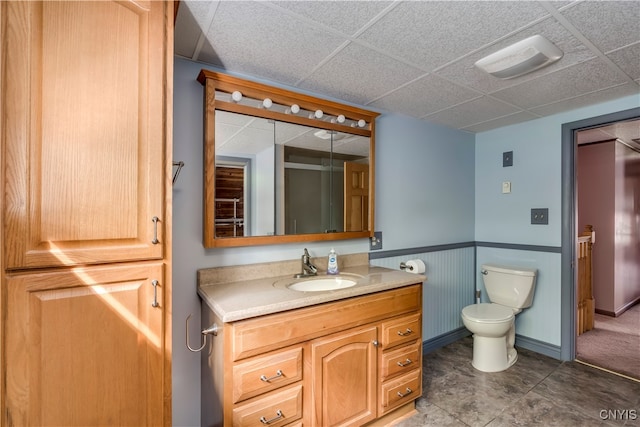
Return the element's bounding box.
[380,340,421,381]
[380,369,422,414]
[233,384,303,427]
[380,312,421,349]
[233,347,303,403]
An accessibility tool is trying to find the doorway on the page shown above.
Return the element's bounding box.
[561,107,640,376]
[574,120,640,379]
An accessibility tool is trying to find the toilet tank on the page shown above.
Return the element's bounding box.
[481,264,537,309]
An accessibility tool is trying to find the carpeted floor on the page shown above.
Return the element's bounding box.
[576,302,640,380]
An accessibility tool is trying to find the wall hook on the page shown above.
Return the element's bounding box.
[172,161,185,185]
[185,313,219,352]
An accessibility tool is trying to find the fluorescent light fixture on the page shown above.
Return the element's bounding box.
[475,35,563,79]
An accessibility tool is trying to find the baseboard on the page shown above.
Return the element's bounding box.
[596,296,640,317]
[515,334,562,360]
[422,327,471,354]
[422,328,562,361]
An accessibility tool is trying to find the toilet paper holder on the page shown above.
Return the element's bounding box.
[399,259,426,274]
[399,262,414,271]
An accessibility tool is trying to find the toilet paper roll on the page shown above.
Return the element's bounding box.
[405,259,426,274]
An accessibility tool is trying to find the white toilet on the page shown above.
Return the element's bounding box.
[461,264,537,372]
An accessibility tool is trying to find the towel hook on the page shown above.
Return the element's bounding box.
[185,313,219,352]
[172,161,185,185]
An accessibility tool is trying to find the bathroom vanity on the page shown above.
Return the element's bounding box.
[197,254,426,426]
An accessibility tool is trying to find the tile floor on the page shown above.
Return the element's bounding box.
[397,337,640,426]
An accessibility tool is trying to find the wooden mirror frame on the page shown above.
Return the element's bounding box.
[197,70,380,248]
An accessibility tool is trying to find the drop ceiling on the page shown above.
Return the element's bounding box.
[175,1,640,133]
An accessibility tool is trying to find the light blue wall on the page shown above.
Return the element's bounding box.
[475,94,640,349]
[172,57,475,426]
[375,113,475,249]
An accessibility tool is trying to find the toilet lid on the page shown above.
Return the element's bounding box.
[462,303,514,323]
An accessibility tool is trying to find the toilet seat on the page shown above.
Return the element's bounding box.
[462,303,514,323]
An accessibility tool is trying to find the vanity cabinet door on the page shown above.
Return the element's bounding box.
[309,326,377,427]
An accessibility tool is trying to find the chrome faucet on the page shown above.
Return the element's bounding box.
[294,248,318,278]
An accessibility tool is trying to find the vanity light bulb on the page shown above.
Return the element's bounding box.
[290,104,300,114]
[231,91,243,102]
[314,110,323,119]
[337,114,346,123]
[357,119,366,128]
[262,98,273,109]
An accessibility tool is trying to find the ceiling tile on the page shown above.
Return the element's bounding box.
[560,1,640,53]
[174,0,640,133]
[529,82,640,116]
[369,74,481,118]
[490,58,629,109]
[269,1,394,36]
[462,111,541,133]
[435,17,596,94]
[174,4,204,59]
[197,1,348,86]
[607,42,640,81]
[298,42,425,106]
[356,1,550,71]
[423,96,520,129]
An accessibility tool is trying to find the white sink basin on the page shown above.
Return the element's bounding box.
[287,277,358,292]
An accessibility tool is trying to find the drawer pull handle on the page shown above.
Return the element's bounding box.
[260,410,283,424]
[397,358,413,367]
[397,328,413,336]
[397,387,413,398]
[260,370,283,382]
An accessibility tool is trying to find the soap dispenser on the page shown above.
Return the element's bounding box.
[327,248,339,275]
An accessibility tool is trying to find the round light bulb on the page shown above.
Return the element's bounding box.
[314,110,323,119]
[262,98,272,109]
[337,114,346,123]
[231,91,242,102]
[358,119,366,128]
[290,104,300,114]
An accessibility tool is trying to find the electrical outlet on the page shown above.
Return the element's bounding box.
[531,208,549,225]
[503,151,513,167]
[370,231,383,250]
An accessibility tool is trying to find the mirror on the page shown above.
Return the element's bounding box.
[199,70,379,248]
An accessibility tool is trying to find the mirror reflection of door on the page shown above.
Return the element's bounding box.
[344,162,369,232]
[215,163,245,237]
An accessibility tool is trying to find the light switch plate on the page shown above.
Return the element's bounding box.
[531,208,548,225]
[502,181,511,193]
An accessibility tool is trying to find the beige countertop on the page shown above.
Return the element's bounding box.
[198,257,426,323]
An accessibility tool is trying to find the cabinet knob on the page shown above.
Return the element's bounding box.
[372,340,379,347]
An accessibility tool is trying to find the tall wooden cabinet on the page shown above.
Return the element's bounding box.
[1,1,173,425]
